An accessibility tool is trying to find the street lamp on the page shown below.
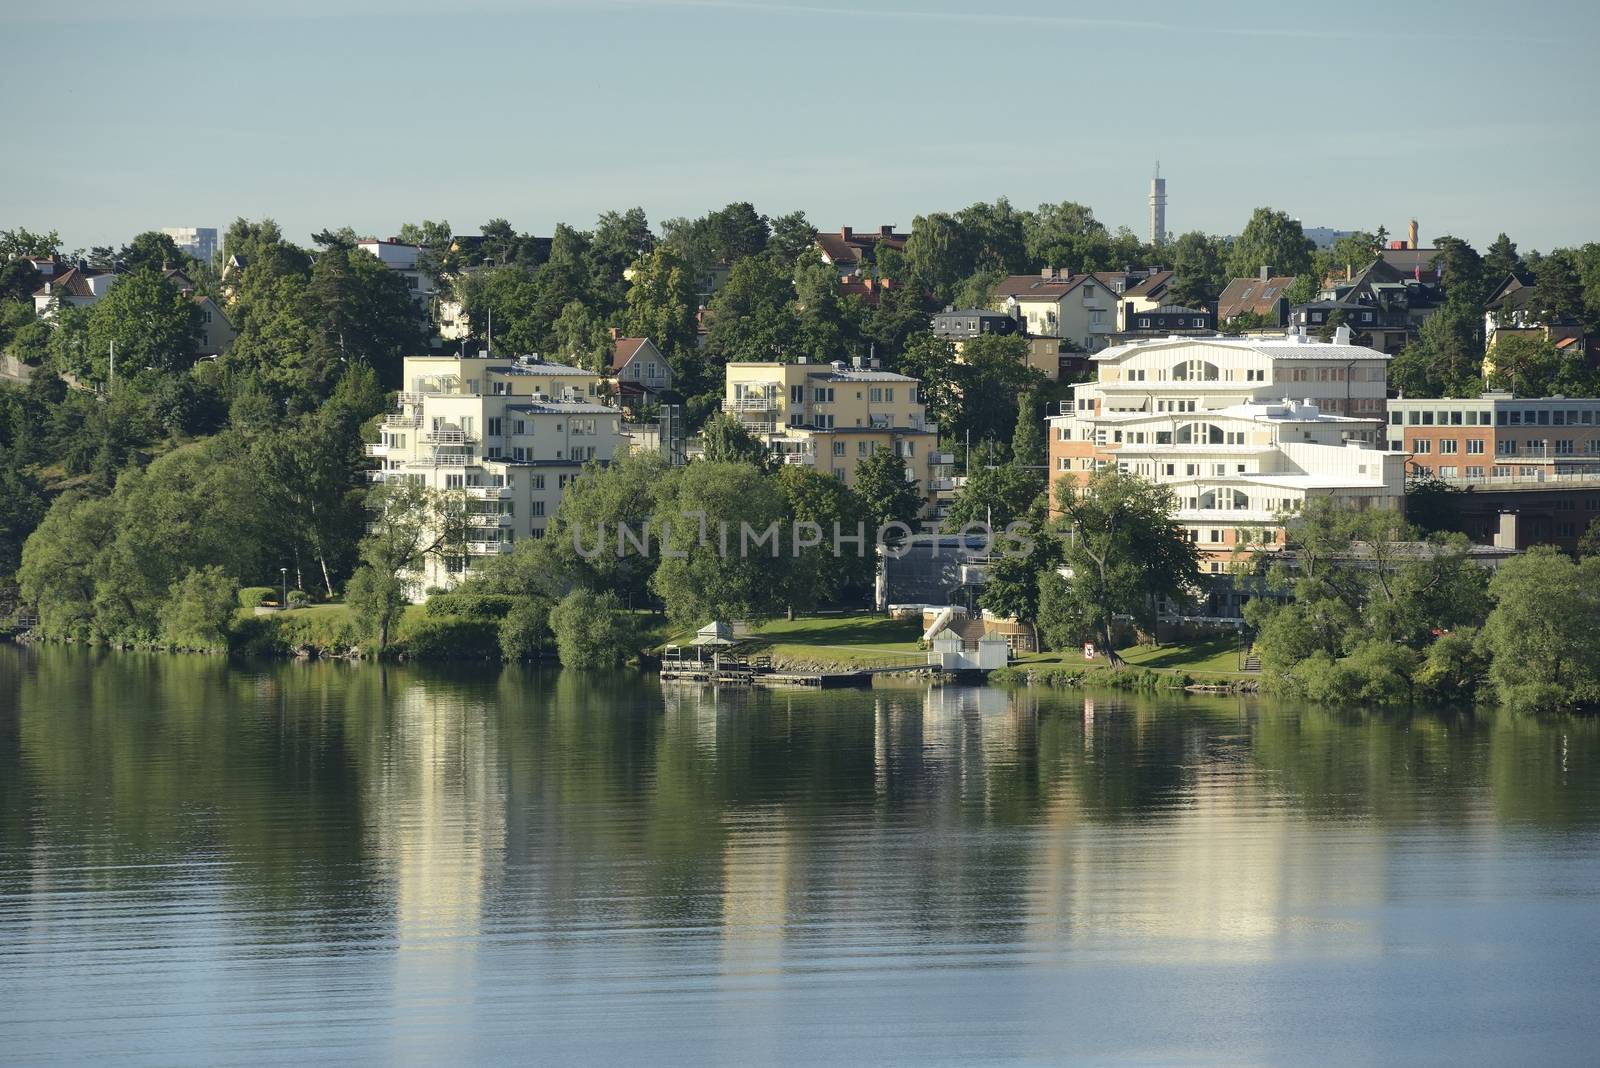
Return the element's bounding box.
[280,567,288,610]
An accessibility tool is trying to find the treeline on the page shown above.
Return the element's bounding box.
[1245,499,1600,713]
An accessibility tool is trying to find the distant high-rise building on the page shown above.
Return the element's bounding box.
[161,226,218,265]
[1148,163,1167,247]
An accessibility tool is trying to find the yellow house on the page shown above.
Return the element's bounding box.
[724,358,946,510]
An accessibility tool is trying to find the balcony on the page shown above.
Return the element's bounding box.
[466,540,512,556]
[781,452,815,466]
[363,442,388,458]
[423,428,473,445]
[384,411,422,428]
[930,452,956,466]
[465,485,512,499]
[736,418,780,435]
[731,394,781,411]
[366,470,388,483]
[933,476,960,493]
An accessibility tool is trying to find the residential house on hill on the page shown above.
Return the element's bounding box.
[162,268,236,357]
[1217,269,1296,326]
[606,335,673,405]
[1290,258,1442,354]
[32,264,116,316]
[815,226,908,277]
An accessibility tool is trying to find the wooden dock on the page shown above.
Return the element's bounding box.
[658,665,876,688]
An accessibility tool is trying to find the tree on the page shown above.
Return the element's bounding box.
[767,210,816,266]
[952,334,1047,447]
[1431,236,1488,309]
[349,480,467,650]
[896,333,958,430]
[344,565,408,655]
[1023,201,1111,273]
[978,498,1061,651]
[249,406,366,597]
[0,447,45,581]
[1163,231,1228,309]
[1484,233,1524,282]
[552,300,613,373]
[623,244,700,371]
[955,198,1029,274]
[1580,517,1600,560]
[942,463,1042,532]
[703,254,797,362]
[776,465,873,615]
[1010,388,1044,470]
[1484,335,1564,396]
[793,253,862,363]
[1226,208,1315,279]
[118,231,188,272]
[1529,251,1583,323]
[1482,547,1600,712]
[1329,231,1380,275]
[1389,301,1483,397]
[1052,468,1199,663]
[303,246,425,385]
[544,449,671,606]
[700,413,774,469]
[649,461,791,627]
[903,211,976,303]
[853,446,923,539]
[84,268,204,381]
[158,565,238,651]
[549,588,635,667]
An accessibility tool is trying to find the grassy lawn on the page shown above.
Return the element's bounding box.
[1015,633,1250,676]
[659,613,927,671]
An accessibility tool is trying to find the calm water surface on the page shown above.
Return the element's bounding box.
[2,645,1599,1065]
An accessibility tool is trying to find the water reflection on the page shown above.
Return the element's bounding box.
[3,646,1600,1065]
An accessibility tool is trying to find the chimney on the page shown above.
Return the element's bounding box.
[1407,219,1419,250]
[840,226,853,239]
[608,327,620,340]
[1041,266,1055,279]
[879,225,894,237]
[1259,265,1273,281]
[1334,324,1352,345]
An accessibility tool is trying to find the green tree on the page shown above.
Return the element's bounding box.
[767,210,816,267]
[649,461,790,627]
[942,462,1042,532]
[1484,334,1563,396]
[1389,301,1483,397]
[903,211,976,303]
[1226,208,1315,279]
[1530,251,1584,323]
[1009,388,1044,470]
[1431,236,1488,309]
[1023,201,1111,273]
[158,565,238,650]
[853,446,924,538]
[84,268,204,381]
[304,246,425,385]
[700,413,774,469]
[793,253,861,363]
[544,449,671,606]
[776,465,873,615]
[1482,547,1600,712]
[549,588,636,668]
[349,480,467,650]
[1163,231,1229,309]
[952,334,1047,447]
[552,299,613,373]
[978,498,1062,651]
[896,332,958,430]
[703,254,797,362]
[344,565,408,655]
[1484,233,1523,282]
[1052,468,1199,662]
[624,244,699,366]
[118,231,188,272]
[249,406,367,598]
[0,447,45,581]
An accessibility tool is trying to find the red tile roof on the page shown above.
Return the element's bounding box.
[608,336,652,373]
[1217,276,1297,320]
[815,226,908,267]
[31,265,111,299]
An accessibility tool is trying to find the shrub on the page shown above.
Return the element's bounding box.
[499,598,552,661]
[424,593,516,620]
[160,566,238,651]
[549,589,635,668]
[395,616,500,660]
[238,586,276,609]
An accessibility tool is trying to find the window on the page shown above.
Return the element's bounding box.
[1083,284,1095,298]
[530,475,545,490]
[870,387,883,403]
[1193,318,1205,328]
[1440,439,1457,454]
[488,417,502,437]
[790,384,804,404]
[1137,317,1150,328]
[1414,439,1431,454]
[833,441,845,456]
[858,441,869,455]
[1465,466,1484,478]
[530,501,545,517]
[813,387,834,403]
[815,414,834,429]
[1556,439,1574,455]
[1466,439,1484,455]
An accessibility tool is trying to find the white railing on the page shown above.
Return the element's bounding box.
[384,412,422,428]
[424,428,470,444]
[1439,471,1600,488]
[366,470,388,483]
[465,485,511,499]
[933,477,959,492]
[363,443,388,457]
[781,453,815,465]
[731,394,780,410]
[467,541,511,556]
[736,419,780,434]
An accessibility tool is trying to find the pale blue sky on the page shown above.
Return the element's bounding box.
[3,0,1596,254]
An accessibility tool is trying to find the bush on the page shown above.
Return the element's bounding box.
[395,616,500,660]
[159,566,238,651]
[549,589,635,668]
[238,586,276,609]
[424,593,516,620]
[499,599,552,661]
[287,589,312,609]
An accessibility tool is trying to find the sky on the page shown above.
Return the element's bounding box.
[3,0,1597,255]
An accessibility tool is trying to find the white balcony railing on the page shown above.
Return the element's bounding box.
[467,541,512,556]
[465,485,512,499]
[781,453,815,466]
[731,394,781,411]
[363,443,388,457]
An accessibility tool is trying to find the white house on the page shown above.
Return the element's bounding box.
[1047,327,1405,569]
[368,353,625,593]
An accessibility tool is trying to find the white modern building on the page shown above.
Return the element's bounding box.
[1047,328,1405,568]
[161,226,218,265]
[368,353,626,593]
[356,239,438,307]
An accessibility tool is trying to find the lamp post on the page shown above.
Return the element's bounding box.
[280,567,288,610]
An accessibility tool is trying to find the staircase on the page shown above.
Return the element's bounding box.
[1242,654,1261,672]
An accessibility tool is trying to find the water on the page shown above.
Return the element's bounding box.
[2,646,1599,1066]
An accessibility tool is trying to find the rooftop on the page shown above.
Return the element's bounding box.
[1091,330,1391,362]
